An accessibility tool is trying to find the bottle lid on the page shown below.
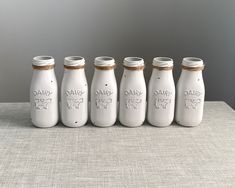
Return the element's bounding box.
[123,57,144,67]
[94,56,115,67]
[182,57,204,67]
[153,57,173,67]
[64,56,85,66]
[32,56,55,66]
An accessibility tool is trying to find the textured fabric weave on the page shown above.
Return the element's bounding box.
[0,102,234,187]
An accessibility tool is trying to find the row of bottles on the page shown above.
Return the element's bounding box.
[30,56,205,128]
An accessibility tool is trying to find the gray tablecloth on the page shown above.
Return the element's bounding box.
[0,102,234,188]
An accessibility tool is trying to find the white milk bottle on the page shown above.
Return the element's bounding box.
[176,57,205,127]
[30,56,58,128]
[119,57,146,127]
[147,57,175,127]
[61,56,88,127]
[90,56,117,127]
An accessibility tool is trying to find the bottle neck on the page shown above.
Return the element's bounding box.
[33,68,55,75]
[32,69,56,82]
[94,68,115,76]
[124,69,144,77]
[64,68,85,74]
[152,68,173,78]
[63,68,86,81]
[181,69,203,78]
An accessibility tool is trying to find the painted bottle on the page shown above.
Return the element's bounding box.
[61,56,88,127]
[176,57,205,127]
[147,57,175,127]
[30,56,58,128]
[119,57,146,127]
[90,56,117,127]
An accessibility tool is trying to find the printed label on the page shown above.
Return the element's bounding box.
[95,89,113,109]
[66,89,85,109]
[32,90,53,110]
[154,90,172,109]
[184,90,202,109]
[124,89,143,109]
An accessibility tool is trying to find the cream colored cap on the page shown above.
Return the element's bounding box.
[32,56,54,66]
[153,57,173,67]
[123,57,144,67]
[94,56,115,67]
[182,57,204,67]
[64,56,85,66]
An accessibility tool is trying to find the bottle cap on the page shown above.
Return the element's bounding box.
[94,56,115,67]
[153,57,173,67]
[182,57,204,67]
[64,56,85,66]
[32,56,54,66]
[123,57,144,67]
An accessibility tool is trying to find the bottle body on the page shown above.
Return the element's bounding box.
[147,69,175,127]
[61,69,88,127]
[91,69,117,127]
[90,56,117,127]
[30,69,58,128]
[176,57,205,127]
[119,69,146,127]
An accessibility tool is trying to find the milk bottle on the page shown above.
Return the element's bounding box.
[176,57,205,127]
[30,56,58,128]
[119,57,146,127]
[147,57,175,127]
[61,56,88,127]
[90,56,117,127]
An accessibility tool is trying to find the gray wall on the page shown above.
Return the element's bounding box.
[0,0,235,108]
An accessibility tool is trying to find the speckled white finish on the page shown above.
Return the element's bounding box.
[61,56,88,127]
[119,57,146,127]
[30,56,58,128]
[176,57,205,127]
[147,57,175,127]
[90,56,117,127]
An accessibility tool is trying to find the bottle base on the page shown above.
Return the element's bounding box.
[119,119,144,128]
[176,120,201,127]
[91,118,116,128]
[93,124,114,128]
[31,118,58,128]
[122,124,143,128]
[147,119,172,127]
[62,119,87,128]
[149,124,171,128]
[32,123,56,128]
[64,124,86,128]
